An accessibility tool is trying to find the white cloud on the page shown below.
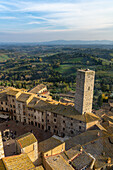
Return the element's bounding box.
[27,21,41,25]
[0,0,113,40]
[0,4,9,11]
[16,0,113,31]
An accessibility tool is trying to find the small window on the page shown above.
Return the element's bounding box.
[71,123,73,126]
[38,123,40,128]
[70,130,74,134]
[31,121,33,125]
[42,119,44,122]
[79,126,81,129]
[63,120,65,123]
[54,119,56,122]
[47,119,49,122]
[12,99,14,102]
[88,87,90,90]
[13,105,15,108]
[48,126,51,130]
[34,116,36,119]
[42,125,44,130]
[55,125,57,128]
[80,121,81,123]
[63,128,65,131]
[42,112,43,115]
[71,118,73,120]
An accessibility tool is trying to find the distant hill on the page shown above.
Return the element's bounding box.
[0,40,113,46]
[38,40,113,45]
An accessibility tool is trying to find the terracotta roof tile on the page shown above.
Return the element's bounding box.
[16,132,37,148]
[2,153,35,170]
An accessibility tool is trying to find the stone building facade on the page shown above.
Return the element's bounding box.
[15,93,35,122]
[75,69,95,114]
[7,89,21,119]
[25,106,86,137]
[0,69,99,137]
[16,132,38,165]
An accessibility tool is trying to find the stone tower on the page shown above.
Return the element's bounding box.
[75,69,95,114]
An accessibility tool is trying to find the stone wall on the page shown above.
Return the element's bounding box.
[0,131,5,159]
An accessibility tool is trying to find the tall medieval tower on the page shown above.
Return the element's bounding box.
[75,69,95,115]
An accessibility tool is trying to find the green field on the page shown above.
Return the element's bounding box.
[55,64,75,74]
[109,53,113,57]
[0,45,113,97]
[0,54,9,62]
[96,70,113,78]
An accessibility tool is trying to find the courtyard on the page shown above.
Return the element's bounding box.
[0,120,52,156]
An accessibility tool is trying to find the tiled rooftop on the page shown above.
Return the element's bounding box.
[29,84,46,94]
[27,97,40,108]
[17,93,32,102]
[45,154,74,170]
[65,130,108,150]
[71,151,93,169]
[7,89,21,96]
[33,100,99,122]
[64,145,81,160]
[39,136,63,153]
[83,135,113,169]
[61,145,93,169]
[16,132,37,148]
[103,115,113,123]
[2,153,35,170]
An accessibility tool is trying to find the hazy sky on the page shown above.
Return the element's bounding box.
[0,0,113,42]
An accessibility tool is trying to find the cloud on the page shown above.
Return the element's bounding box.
[27,21,41,25]
[17,0,113,31]
[0,4,9,11]
[0,0,113,41]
